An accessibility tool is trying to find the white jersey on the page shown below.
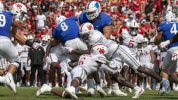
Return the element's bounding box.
[105,40,119,59]
[36,14,46,28]
[88,30,141,71]
[20,45,29,62]
[78,54,107,75]
[137,45,152,66]
[14,43,23,62]
[122,32,144,55]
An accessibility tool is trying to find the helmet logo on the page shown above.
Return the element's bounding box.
[16,4,22,9]
[87,25,93,30]
[99,48,105,54]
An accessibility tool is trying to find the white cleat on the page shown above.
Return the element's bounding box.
[36,84,52,96]
[174,86,178,92]
[87,88,95,96]
[112,89,128,96]
[158,88,165,96]
[132,87,144,98]
[96,85,107,97]
[5,73,16,94]
[65,87,78,99]
[127,88,132,93]
[107,88,112,95]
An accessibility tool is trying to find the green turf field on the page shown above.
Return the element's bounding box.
[0,86,178,100]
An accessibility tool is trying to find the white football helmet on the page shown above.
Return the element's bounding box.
[85,1,101,20]
[80,22,94,34]
[55,15,66,26]
[88,30,107,46]
[143,37,148,47]
[91,43,108,55]
[129,20,139,36]
[42,35,49,46]
[163,11,175,22]
[0,2,4,13]
[11,3,27,19]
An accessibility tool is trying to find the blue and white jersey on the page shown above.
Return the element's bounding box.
[79,12,112,33]
[52,16,80,44]
[0,11,13,38]
[158,21,178,49]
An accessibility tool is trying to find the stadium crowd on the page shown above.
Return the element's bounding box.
[1,0,178,99]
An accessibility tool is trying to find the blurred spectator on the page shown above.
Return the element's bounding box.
[28,38,45,86]
[40,0,50,15]
[35,10,46,32]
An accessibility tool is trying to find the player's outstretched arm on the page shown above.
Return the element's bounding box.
[11,21,27,44]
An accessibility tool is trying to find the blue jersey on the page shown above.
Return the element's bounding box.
[52,16,80,44]
[79,12,112,33]
[158,21,178,49]
[0,11,13,38]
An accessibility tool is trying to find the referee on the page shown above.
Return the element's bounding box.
[28,38,45,86]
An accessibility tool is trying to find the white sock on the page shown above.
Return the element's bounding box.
[66,73,72,88]
[112,83,119,90]
[61,76,65,86]
[87,79,95,89]
[134,86,140,91]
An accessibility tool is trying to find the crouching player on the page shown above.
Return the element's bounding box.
[36,44,109,99]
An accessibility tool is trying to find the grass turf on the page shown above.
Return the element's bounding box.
[0,86,178,100]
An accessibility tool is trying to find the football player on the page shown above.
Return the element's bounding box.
[0,2,30,94]
[81,22,165,94]
[155,11,178,95]
[36,44,110,99]
[137,38,154,90]
[79,1,112,39]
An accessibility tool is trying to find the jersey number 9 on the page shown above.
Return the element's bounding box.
[0,14,6,27]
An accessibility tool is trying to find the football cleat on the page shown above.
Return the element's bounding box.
[96,85,107,97]
[107,88,112,95]
[87,88,95,96]
[65,87,78,99]
[112,89,128,96]
[36,84,52,96]
[4,73,16,94]
[132,87,144,98]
